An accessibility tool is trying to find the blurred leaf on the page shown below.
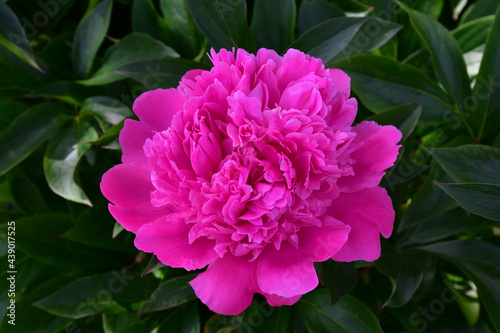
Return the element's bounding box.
[138,274,197,313]
[113,222,125,239]
[289,17,366,64]
[6,168,50,215]
[156,302,200,333]
[398,167,458,232]
[261,306,289,333]
[418,239,500,332]
[427,145,500,185]
[15,214,129,268]
[72,0,113,78]
[38,33,74,79]
[453,15,494,53]
[115,57,210,89]
[44,118,99,206]
[159,0,202,58]
[185,0,253,50]
[334,55,453,124]
[80,96,132,131]
[80,33,178,86]
[251,0,296,53]
[0,47,44,97]
[398,2,474,134]
[25,81,95,106]
[474,6,500,139]
[330,17,403,62]
[204,313,243,333]
[103,312,150,333]
[132,0,170,44]
[298,0,344,35]
[320,261,358,304]
[34,272,158,319]
[0,100,27,131]
[297,290,383,333]
[436,182,500,221]
[366,103,422,143]
[0,1,40,70]
[460,0,500,24]
[0,102,70,177]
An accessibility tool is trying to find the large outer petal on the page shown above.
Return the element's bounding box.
[337,121,402,193]
[100,163,170,233]
[119,119,153,164]
[132,88,186,131]
[189,256,257,315]
[256,218,350,298]
[329,186,394,262]
[134,216,217,271]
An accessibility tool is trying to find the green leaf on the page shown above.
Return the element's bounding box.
[72,0,113,78]
[0,100,28,131]
[80,96,132,131]
[25,81,96,106]
[80,33,178,86]
[138,274,197,313]
[398,167,458,232]
[453,16,495,53]
[115,57,210,89]
[251,0,296,53]
[331,17,403,62]
[474,6,500,139]
[366,103,422,143]
[398,2,474,133]
[298,0,344,35]
[34,272,158,319]
[6,168,50,215]
[185,0,253,50]
[15,214,129,268]
[436,182,500,221]
[156,302,200,333]
[132,0,170,44]
[334,55,453,124]
[0,1,40,70]
[159,0,202,58]
[204,313,243,333]
[427,145,500,185]
[297,290,383,333]
[289,17,366,64]
[142,255,167,277]
[0,102,70,177]
[418,239,500,332]
[460,0,500,24]
[320,261,358,304]
[44,118,98,206]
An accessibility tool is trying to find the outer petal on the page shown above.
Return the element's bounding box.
[338,121,402,193]
[329,186,395,262]
[119,119,153,164]
[132,88,187,131]
[135,216,217,271]
[101,164,170,233]
[256,218,349,298]
[190,256,257,315]
[262,293,301,307]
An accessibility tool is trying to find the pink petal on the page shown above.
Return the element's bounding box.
[119,119,153,164]
[132,88,186,131]
[135,216,217,271]
[329,186,394,262]
[262,293,301,306]
[189,256,257,315]
[338,121,402,192]
[256,243,317,298]
[280,81,323,115]
[101,164,169,233]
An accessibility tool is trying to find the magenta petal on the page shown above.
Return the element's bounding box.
[189,256,256,315]
[100,164,169,233]
[256,243,318,298]
[338,121,402,192]
[263,293,301,307]
[119,119,153,164]
[132,88,186,131]
[329,186,395,262]
[135,217,217,271]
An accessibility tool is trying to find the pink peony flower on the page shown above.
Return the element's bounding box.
[101,48,402,315]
